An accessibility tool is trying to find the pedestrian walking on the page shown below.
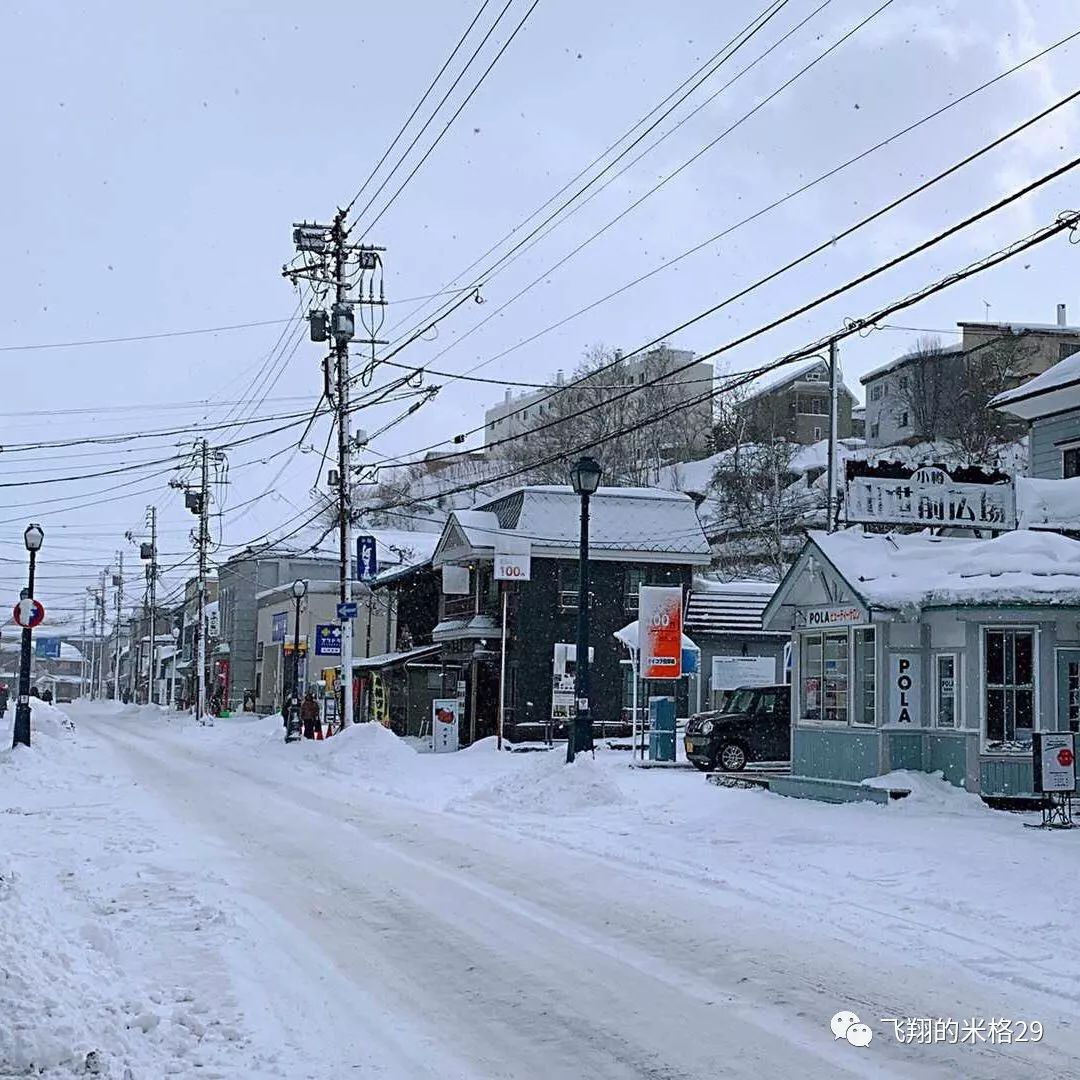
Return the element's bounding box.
[300,691,321,741]
[0,684,9,718]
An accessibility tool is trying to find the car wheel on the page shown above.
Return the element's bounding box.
[719,742,747,772]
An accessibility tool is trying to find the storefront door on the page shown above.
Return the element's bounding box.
[1056,649,1080,733]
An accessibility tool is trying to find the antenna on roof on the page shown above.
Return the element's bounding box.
[983,300,991,321]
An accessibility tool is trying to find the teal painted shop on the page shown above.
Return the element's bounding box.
[762,528,1080,797]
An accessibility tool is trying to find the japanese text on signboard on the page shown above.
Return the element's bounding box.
[639,585,683,680]
[846,466,1015,530]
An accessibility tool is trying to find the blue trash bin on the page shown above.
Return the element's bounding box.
[648,696,676,762]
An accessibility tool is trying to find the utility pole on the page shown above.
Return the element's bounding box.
[112,552,124,701]
[287,213,386,730]
[826,338,839,533]
[172,440,215,724]
[80,594,88,700]
[195,441,209,724]
[141,506,158,705]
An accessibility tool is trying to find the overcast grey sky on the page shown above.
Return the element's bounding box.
[2,0,1078,619]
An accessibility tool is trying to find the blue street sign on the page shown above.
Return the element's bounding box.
[271,612,288,644]
[356,535,378,580]
[337,601,358,620]
[35,637,61,659]
[314,624,342,656]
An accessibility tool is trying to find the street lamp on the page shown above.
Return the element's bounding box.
[567,457,602,764]
[290,579,307,724]
[12,523,44,748]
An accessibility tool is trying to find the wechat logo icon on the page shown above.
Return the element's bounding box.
[832,1010,873,1047]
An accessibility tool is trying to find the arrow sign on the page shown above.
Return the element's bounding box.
[337,601,358,620]
[13,598,45,629]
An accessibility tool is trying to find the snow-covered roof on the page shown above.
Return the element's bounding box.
[1016,477,1080,532]
[434,486,711,564]
[810,528,1080,609]
[959,320,1080,335]
[991,350,1080,420]
[859,343,964,385]
[354,644,441,670]
[685,579,781,635]
[740,358,855,404]
[613,620,699,653]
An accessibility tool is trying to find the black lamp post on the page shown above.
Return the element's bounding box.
[567,457,602,764]
[13,523,44,749]
[290,579,307,719]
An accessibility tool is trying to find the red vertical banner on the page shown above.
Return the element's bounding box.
[640,585,683,680]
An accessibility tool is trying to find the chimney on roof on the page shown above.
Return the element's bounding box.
[1058,303,1067,327]
[555,369,564,385]
[504,388,512,403]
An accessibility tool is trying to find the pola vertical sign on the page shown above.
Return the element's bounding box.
[639,585,683,680]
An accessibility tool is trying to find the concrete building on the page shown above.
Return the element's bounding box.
[217,554,337,711]
[735,358,856,445]
[861,306,1080,448]
[483,347,715,463]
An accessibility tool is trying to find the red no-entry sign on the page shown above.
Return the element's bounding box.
[13,598,45,629]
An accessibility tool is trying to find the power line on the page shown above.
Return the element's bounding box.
[398,0,899,377]
[371,92,1080,468]
[383,0,796,342]
[426,25,1080,384]
[355,0,543,241]
[366,209,1080,515]
[347,0,523,234]
[342,0,495,218]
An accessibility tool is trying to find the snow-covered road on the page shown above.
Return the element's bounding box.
[6,703,1080,1078]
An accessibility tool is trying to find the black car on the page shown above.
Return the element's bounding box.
[684,684,791,772]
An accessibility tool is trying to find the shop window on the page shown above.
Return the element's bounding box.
[813,426,822,440]
[869,420,880,440]
[852,627,876,726]
[984,628,1035,747]
[800,630,848,722]
[898,410,909,428]
[1062,445,1080,479]
[935,653,957,728]
[426,668,443,690]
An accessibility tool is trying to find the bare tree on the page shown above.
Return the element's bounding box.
[894,334,1035,462]
[706,432,815,581]
[500,344,710,485]
[894,336,955,442]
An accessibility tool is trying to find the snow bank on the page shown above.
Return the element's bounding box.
[463,749,628,814]
[322,720,421,772]
[862,769,989,815]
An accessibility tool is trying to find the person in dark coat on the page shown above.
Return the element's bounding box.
[300,691,321,740]
[42,688,53,704]
[0,685,8,717]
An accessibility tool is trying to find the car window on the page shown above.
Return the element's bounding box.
[757,691,776,714]
[725,689,757,714]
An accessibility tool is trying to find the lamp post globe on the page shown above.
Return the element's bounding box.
[570,456,603,497]
[24,524,44,552]
[292,578,308,600]
[567,458,601,763]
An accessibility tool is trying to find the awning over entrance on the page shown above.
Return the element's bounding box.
[354,644,441,671]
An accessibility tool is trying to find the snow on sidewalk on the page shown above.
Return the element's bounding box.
[0,702,294,1079]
